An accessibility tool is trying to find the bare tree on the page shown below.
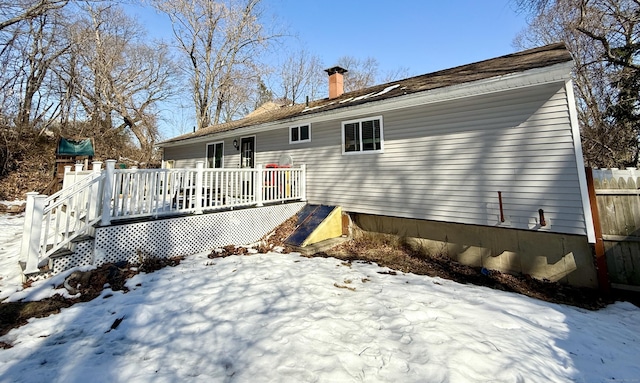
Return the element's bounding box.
[277,49,324,104]
[0,4,71,131]
[154,0,278,129]
[380,66,411,84]
[0,0,69,31]
[0,2,75,176]
[216,66,257,121]
[334,56,409,93]
[0,1,174,186]
[15,12,69,133]
[0,3,75,177]
[66,5,177,161]
[515,0,640,167]
[0,24,25,122]
[337,56,379,93]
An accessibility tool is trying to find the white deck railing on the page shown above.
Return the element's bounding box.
[20,160,306,275]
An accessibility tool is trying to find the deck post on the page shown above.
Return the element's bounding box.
[195,161,204,214]
[62,165,72,189]
[21,193,46,275]
[19,192,38,266]
[101,160,116,226]
[255,163,264,207]
[300,164,307,202]
[88,161,103,221]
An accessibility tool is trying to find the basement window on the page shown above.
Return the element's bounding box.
[290,124,311,144]
[342,116,384,154]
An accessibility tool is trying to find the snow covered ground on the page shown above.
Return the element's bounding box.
[0,210,27,301]
[0,212,639,383]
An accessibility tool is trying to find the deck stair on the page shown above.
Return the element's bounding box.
[20,233,96,280]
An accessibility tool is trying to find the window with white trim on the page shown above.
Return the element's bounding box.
[290,124,311,144]
[342,116,383,154]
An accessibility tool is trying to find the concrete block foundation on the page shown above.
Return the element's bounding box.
[352,213,597,288]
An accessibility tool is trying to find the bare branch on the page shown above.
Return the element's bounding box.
[0,0,69,31]
[154,0,279,129]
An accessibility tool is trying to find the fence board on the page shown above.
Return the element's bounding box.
[604,240,640,285]
[596,190,640,195]
[595,170,640,288]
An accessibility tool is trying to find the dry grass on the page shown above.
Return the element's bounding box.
[321,227,614,310]
[326,227,453,275]
[213,216,616,310]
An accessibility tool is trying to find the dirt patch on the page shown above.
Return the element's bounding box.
[0,203,26,214]
[209,244,251,258]
[0,257,183,343]
[208,215,298,258]
[0,295,74,340]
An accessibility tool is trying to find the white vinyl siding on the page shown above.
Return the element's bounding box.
[251,82,587,236]
[164,140,233,169]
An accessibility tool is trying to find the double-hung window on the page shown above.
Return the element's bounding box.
[342,116,383,154]
[206,142,224,168]
[290,124,311,144]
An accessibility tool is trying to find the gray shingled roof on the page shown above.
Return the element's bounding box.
[159,43,571,145]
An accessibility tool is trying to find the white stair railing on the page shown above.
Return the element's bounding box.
[21,161,307,274]
[20,162,104,274]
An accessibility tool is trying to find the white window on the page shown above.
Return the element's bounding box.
[206,142,224,168]
[290,124,311,144]
[342,116,383,154]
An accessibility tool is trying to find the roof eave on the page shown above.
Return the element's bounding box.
[157,61,573,148]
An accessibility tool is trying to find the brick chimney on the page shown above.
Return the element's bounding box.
[325,66,348,99]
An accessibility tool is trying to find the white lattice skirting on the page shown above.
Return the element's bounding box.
[93,202,305,267]
[51,237,95,274]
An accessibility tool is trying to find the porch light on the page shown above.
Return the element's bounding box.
[233,139,239,150]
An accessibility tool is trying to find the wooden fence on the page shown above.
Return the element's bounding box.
[593,168,640,290]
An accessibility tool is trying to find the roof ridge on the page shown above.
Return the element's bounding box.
[159,43,571,145]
